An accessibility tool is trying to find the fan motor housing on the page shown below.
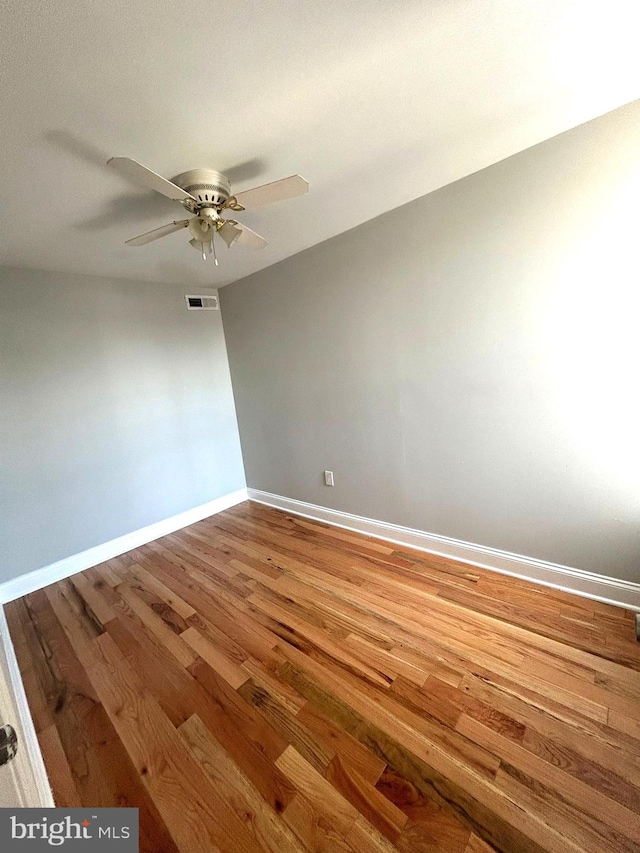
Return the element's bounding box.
[173,169,231,207]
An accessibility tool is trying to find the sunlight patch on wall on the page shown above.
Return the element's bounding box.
[543,165,640,517]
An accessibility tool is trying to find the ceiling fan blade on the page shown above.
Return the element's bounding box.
[218,221,243,248]
[234,222,268,250]
[125,219,190,246]
[231,175,308,210]
[108,157,196,204]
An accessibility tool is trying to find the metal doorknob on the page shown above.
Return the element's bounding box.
[0,724,18,767]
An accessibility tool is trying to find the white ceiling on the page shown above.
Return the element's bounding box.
[1,0,638,288]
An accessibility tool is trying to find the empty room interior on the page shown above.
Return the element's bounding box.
[1,2,640,851]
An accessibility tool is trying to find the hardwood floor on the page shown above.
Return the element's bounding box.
[5,501,640,852]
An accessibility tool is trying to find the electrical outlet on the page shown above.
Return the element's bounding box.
[324,470,334,487]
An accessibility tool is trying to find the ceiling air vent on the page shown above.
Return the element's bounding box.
[184,293,219,311]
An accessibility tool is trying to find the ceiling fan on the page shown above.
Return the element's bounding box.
[107,157,309,264]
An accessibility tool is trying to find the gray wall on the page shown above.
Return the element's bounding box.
[221,99,640,581]
[0,267,245,583]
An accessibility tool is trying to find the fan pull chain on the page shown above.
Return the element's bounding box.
[212,237,218,266]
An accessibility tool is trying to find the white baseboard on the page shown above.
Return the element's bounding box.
[0,488,248,604]
[248,489,640,612]
[0,606,55,807]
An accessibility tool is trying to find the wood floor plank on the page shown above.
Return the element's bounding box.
[324,754,409,842]
[495,765,640,853]
[18,592,179,852]
[66,701,183,853]
[456,715,640,844]
[460,669,640,783]
[45,580,105,668]
[345,815,402,853]
[281,793,353,852]
[104,614,201,727]
[247,591,394,688]
[465,834,497,853]
[179,714,305,853]
[241,654,307,715]
[7,501,640,853]
[276,653,560,852]
[4,599,56,733]
[276,745,360,836]
[521,725,640,810]
[519,655,640,722]
[376,765,471,853]
[128,563,196,619]
[69,573,116,626]
[184,611,248,665]
[87,631,264,853]
[115,581,198,669]
[92,560,128,588]
[224,504,640,668]
[181,626,248,689]
[186,657,296,790]
[37,723,81,807]
[238,678,335,773]
[296,701,386,786]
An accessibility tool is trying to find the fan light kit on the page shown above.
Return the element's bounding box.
[107,158,309,266]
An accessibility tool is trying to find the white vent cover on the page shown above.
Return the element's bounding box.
[184,293,219,311]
